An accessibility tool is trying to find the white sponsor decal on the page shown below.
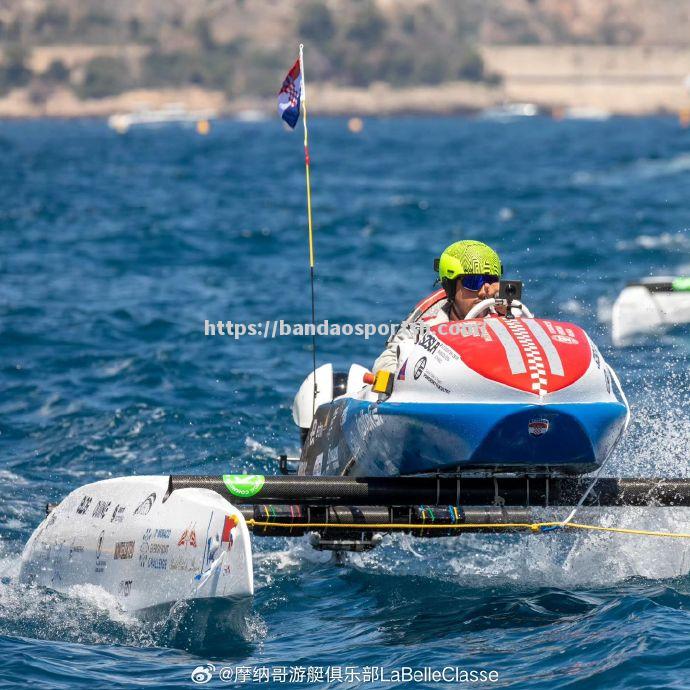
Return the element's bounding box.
[552,334,578,345]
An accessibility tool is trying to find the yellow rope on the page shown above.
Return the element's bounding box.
[246,519,690,539]
[564,522,690,539]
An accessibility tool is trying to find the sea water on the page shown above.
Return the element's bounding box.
[0,116,688,688]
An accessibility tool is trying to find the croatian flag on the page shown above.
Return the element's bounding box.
[278,58,302,128]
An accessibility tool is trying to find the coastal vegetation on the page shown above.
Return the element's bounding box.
[2,0,680,101]
[0,0,687,116]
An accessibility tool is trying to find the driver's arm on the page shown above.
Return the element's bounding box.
[372,313,419,373]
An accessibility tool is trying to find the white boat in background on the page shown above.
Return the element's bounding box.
[480,103,539,121]
[107,104,217,134]
[563,106,611,121]
[612,277,690,345]
[234,109,269,123]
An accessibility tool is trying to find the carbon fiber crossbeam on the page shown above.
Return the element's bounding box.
[236,505,532,537]
[168,475,690,508]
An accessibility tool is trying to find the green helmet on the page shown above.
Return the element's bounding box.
[437,240,503,280]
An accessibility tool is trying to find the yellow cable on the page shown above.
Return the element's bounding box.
[246,519,690,539]
[303,124,314,269]
[565,522,690,539]
[299,45,315,269]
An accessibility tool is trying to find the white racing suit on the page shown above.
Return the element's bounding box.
[373,289,452,373]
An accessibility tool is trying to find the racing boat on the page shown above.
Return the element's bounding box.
[13,48,680,611]
[19,285,633,608]
[293,289,629,478]
[612,277,690,345]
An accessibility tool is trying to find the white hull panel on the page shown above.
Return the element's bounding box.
[19,476,253,611]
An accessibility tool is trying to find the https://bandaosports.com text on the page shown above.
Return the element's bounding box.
[203,319,488,340]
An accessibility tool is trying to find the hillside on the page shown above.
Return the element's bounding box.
[1,0,690,117]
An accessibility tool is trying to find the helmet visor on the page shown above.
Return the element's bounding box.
[460,274,500,291]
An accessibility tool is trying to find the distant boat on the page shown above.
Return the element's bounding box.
[107,104,217,133]
[479,103,539,121]
[563,106,611,121]
[612,276,690,345]
[234,109,269,123]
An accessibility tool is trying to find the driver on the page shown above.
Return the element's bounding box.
[373,240,503,373]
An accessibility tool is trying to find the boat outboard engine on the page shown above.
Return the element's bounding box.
[292,363,369,445]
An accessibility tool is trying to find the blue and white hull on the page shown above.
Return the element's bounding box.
[301,398,627,477]
[295,317,629,477]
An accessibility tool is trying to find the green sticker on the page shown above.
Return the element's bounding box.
[222,474,265,498]
[672,277,690,292]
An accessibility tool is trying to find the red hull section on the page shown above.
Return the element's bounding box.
[433,318,592,395]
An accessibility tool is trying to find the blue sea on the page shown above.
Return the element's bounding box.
[0,115,689,689]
